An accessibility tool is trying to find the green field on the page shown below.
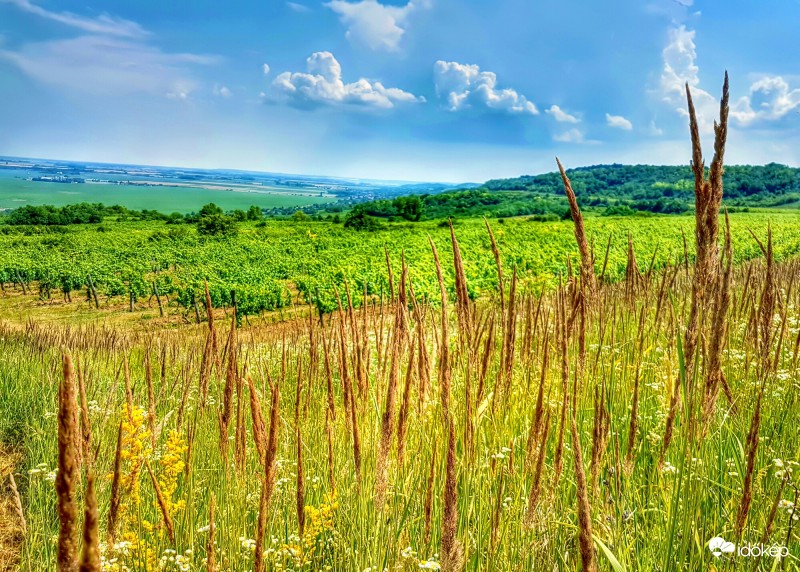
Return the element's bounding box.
[0,173,334,213]
[3,208,800,570]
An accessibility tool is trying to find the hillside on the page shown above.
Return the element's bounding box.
[348,163,800,222]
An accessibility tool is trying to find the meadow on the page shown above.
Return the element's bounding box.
[0,171,333,214]
[3,81,800,572]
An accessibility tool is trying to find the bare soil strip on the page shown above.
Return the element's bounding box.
[0,447,23,572]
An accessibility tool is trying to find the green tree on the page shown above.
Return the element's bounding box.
[292,210,310,222]
[197,213,238,236]
[392,195,424,221]
[199,203,223,218]
[247,205,263,221]
[344,206,381,231]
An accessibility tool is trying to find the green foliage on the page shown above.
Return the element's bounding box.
[196,213,238,237]
[198,203,224,218]
[5,203,105,225]
[392,195,425,221]
[344,205,381,231]
[247,205,264,221]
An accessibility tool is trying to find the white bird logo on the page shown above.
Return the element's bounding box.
[708,537,735,558]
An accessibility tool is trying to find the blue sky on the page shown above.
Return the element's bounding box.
[0,0,798,182]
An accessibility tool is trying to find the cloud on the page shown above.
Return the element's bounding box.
[648,119,664,136]
[286,1,311,12]
[213,84,232,98]
[433,60,538,115]
[730,76,800,125]
[325,0,428,52]
[659,25,800,131]
[659,25,722,133]
[0,35,218,97]
[606,113,633,130]
[270,51,424,109]
[553,129,585,143]
[545,104,579,123]
[0,0,146,38]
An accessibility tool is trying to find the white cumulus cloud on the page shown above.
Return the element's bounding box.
[659,25,799,130]
[325,0,428,52]
[730,76,800,125]
[606,113,633,130]
[545,105,579,123]
[433,60,538,115]
[270,51,424,109]
[659,25,719,133]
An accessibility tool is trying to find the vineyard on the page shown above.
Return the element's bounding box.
[4,79,800,572]
[2,212,800,321]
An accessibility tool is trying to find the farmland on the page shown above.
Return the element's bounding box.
[1,200,800,570]
[4,86,800,572]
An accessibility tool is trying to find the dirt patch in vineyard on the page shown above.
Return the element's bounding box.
[0,447,24,572]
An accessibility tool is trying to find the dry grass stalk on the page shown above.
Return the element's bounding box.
[570,410,597,572]
[207,494,217,572]
[449,221,473,350]
[440,418,463,572]
[145,459,175,544]
[264,372,281,509]
[122,356,134,417]
[218,308,238,466]
[735,389,762,538]
[701,212,734,431]
[254,374,281,572]
[502,267,518,401]
[7,470,27,538]
[396,342,416,468]
[145,350,156,450]
[489,472,505,554]
[589,384,610,490]
[477,314,495,405]
[76,359,93,466]
[57,353,80,572]
[295,368,306,536]
[557,157,596,297]
[78,473,101,572]
[197,333,213,411]
[660,73,729,465]
[625,306,647,467]
[320,327,337,422]
[760,474,788,546]
[523,410,551,527]
[203,279,221,371]
[553,287,569,485]
[525,331,549,471]
[254,474,268,572]
[430,238,452,421]
[246,374,267,468]
[106,422,123,547]
[376,325,402,509]
[234,366,247,474]
[423,448,436,546]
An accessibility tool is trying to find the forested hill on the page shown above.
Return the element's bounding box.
[485,163,799,200]
[349,163,800,223]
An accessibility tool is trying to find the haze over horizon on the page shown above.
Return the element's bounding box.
[1,0,799,183]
